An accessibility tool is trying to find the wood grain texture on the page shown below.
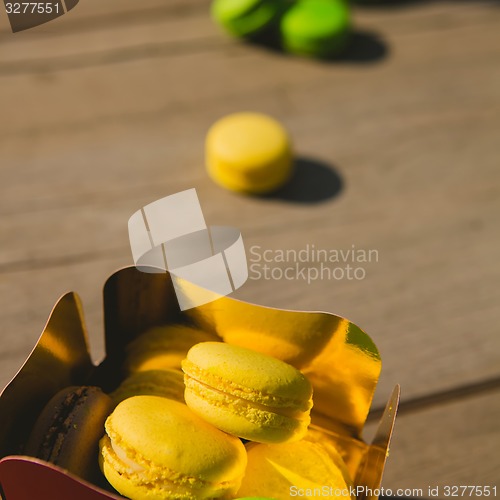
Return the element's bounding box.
[0,0,499,487]
[365,389,500,492]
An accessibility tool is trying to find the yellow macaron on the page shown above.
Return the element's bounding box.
[206,112,293,194]
[124,324,218,374]
[110,369,185,406]
[236,438,354,499]
[99,396,247,499]
[182,342,313,443]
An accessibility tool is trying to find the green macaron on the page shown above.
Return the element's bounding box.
[211,0,285,38]
[280,0,351,58]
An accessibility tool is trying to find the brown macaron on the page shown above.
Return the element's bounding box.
[24,386,113,483]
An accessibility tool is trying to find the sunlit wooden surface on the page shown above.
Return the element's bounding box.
[1,0,499,493]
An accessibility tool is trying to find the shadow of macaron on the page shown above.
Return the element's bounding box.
[251,27,388,64]
[334,29,389,64]
[263,156,344,204]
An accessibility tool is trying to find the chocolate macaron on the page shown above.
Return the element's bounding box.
[24,386,114,483]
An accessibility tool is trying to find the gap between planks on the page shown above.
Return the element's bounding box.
[368,374,500,422]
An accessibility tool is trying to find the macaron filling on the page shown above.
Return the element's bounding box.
[185,374,309,426]
[182,359,312,413]
[101,434,241,496]
[183,355,312,442]
[110,439,145,474]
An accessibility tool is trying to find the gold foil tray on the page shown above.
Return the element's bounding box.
[0,266,399,500]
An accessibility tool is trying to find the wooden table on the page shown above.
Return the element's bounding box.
[1,0,499,495]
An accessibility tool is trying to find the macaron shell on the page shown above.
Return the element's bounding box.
[100,396,247,499]
[183,342,312,408]
[124,324,217,373]
[206,112,293,194]
[281,0,351,57]
[100,439,239,500]
[110,369,185,405]
[182,342,312,443]
[125,351,188,373]
[212,0,283,38]
[236,440,354,499]
[25,386,114,483]
[304,427,354,484]
[184,379,309,443]
[207,154,292,194]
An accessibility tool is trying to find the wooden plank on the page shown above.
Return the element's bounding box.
[365,390,500,493]
[0,0,213,71]
[0,2,499,407]
[0,0,498,490]
[1,0,498,62]
[0,170,499,409]
[354,0,500,37]
[0,8,220,67]
[1,12,499,197]
[0,0,206,35]
[0,1,499,76]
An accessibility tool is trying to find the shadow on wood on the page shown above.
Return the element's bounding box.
[336,30,389,64]
[264,156,344,204]
[249,29,389,65]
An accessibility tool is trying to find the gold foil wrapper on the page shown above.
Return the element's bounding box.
[0,267,399,500]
